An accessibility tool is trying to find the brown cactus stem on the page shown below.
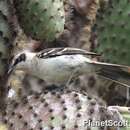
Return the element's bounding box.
[72,0,95,16]
[79,0,100,50]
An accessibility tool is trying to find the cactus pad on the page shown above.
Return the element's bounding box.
[4,89,124,130]
[0,0,13,76]
[93,0,130,65]
[13,0,65,42]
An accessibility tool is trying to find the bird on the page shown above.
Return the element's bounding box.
[8,47,130,87]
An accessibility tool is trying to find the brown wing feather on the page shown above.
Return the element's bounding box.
[36,47,101,58]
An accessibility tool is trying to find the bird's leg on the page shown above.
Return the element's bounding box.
[65,69,79,88]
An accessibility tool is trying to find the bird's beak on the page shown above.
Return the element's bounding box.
[7,65,14,75]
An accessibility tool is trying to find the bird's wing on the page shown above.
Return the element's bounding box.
[36,47,101,58]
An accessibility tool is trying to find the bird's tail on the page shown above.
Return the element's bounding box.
[90,61,130,87]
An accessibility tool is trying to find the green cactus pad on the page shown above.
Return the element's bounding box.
[14,0,65,42]
[93,0,130,65]
[0,0,13,76]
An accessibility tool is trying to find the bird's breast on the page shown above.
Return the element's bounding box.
[30,55,92,84]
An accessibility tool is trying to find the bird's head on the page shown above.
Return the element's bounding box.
[8,51,35,75]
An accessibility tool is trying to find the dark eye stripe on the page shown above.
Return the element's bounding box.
[13,53,26,66]
[13,58,19,66]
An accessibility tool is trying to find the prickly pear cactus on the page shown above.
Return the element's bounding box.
[4,89,125,130]
[92,0,130,65]
[13,0,65,42]
[0,0,14,77]
[0,0,15,111]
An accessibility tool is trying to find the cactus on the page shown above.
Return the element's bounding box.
[0,0,14,76]
[0,0,14,77]
[4,89,125,130]
[0,0,15,111]
[92,0,130,65]
[13,0,65,42]
[108,106,130,130]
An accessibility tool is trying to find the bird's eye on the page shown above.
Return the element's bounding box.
[20,53,26,61]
